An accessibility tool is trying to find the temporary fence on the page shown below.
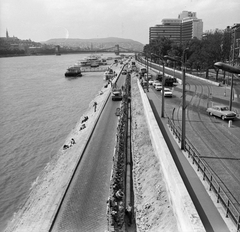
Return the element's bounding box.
[107,74,131,232]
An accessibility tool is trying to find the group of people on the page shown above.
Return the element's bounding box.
[62,138,76,150]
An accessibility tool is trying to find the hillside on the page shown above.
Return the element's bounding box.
[43,37,144,51]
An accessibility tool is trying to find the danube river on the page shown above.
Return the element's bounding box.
[0,53,119,231]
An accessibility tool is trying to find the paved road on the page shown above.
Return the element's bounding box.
[145,66,240,215]
[51,69,126,232]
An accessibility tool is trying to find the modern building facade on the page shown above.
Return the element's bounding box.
[231,23,240,65]
[149,11,203,44]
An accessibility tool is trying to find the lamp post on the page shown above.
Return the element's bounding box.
[214,62,240,110]
[151,53,166,117]
[146,55,149,92]
[138,52,149,92]
[164,49,188,150]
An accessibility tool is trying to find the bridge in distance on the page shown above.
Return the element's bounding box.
[55,44,141,55]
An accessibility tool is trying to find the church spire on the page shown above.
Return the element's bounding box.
[6,29,9,38]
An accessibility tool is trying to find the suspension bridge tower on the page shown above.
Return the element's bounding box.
[55,45,61,55]
[115,44,120,55]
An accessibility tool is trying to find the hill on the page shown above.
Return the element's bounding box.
[43,37,144,52]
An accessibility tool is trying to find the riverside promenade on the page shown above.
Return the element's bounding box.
[4,62,123,232]
[4,58,238,232]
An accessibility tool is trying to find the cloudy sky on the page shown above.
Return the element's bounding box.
[0,0,239,44]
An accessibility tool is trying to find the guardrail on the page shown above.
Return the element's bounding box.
[167,117,240,232]
[81,67,109,72]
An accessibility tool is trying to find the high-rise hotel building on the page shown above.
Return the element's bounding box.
[149,11,203,44]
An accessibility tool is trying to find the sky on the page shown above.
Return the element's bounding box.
[0,0,239,44]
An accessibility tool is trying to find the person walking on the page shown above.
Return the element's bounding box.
[126,204,132,226]
[93,101,97,112]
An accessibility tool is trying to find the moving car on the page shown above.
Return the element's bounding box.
[112,88,123,101]
[206,105,236,120]
[153,80,160,87]
[154,83,162,91]
[149,79,154,85]
[144,73,152,80]
[122,70,127,75]
[161,88,173,97]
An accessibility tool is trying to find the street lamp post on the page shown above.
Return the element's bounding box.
[160,60,165,118]
[214,62,240,110]
[181,53,187,150]
[138,52,149,91]
[146,56,149,92]
[164,49,188,150]
[151,53,165,117]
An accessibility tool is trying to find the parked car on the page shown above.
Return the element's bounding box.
[155,83,162,91]
[161,88,173,97]
[206,105,237,120]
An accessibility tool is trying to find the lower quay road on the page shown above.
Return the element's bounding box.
[143,62,240,229]
[50,71,127,231]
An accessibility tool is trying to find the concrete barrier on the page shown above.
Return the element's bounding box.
[137,81,206,232]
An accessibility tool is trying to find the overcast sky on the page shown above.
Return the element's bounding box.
[0,0,239,44]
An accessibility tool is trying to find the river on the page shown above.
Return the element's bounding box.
[0,53,121,231]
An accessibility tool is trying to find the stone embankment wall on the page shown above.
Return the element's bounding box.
[131,73,206,232]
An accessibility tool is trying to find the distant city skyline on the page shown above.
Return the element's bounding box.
[0,0,239,44]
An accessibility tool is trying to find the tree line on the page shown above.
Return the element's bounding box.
[143,28,235,78]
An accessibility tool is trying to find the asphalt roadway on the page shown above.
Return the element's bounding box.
[51,71,126,232]
[143,65,240,230]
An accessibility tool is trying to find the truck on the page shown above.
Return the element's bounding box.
[140,67,147,77]
[156,74,177,87]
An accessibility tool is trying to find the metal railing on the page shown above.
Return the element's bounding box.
[167,117,240,232]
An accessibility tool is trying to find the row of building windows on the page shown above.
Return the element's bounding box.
[149,11,203,44]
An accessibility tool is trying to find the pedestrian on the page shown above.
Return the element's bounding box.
[126,204,132,226]
[93,102,97,112]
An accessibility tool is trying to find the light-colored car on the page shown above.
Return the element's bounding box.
[161,88,173,97]
[206,105,236,120]
[155,83,162,91]
[149,79,154,85]
[153,80,160,87]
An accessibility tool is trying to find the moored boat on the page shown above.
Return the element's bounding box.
[77,55,102,68]
[65,66,82,78]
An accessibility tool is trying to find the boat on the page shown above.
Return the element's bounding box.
[65,66,82,78]
[77,55,102,68]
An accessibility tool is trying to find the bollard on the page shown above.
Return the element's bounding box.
[228,120,232,128]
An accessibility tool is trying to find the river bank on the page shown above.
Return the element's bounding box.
[4,70,117,231]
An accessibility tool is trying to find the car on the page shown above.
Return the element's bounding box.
[144,73,152,80]
[122,70,127,75]
[153,80,161,87]
[154,83,162,91]
[161,88,173,97]
[206,105,237,120]
[149,79,154,85]
[112,88,122,101]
